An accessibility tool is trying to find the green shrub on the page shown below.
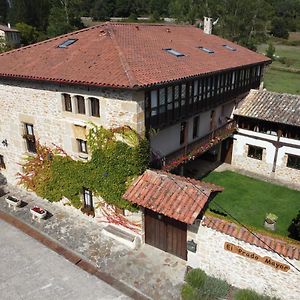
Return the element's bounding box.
[185,269,207,289]
[234,289,280,300]
[182,269,229,300]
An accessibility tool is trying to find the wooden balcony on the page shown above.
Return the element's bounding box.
[151,120,237,171]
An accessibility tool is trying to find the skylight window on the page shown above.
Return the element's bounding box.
[163,48,185,57]
[223,44,237,51]
[198,46,214,54]
[58,39,77,48]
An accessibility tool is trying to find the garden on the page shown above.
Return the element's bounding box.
[203,171,300,241]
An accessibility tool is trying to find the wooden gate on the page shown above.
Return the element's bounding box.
[221,138,233,164]
[145,208,187,260]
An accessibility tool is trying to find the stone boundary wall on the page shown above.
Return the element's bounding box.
[187,219,300,300]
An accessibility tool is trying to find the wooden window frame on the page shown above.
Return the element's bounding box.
[23,123,37,154]
[193,116,199,139]
[247,145,263,160]
[76,96,85,114]
[83,187,93,209]
[63,93,72,112]
[77,139,88,154]
[0,155,5,169]
[286,154,300,170]
[90,97,100,117]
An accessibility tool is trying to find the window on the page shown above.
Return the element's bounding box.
[247,145,263,160]
[77,139,88,153]
[58,38,77,48]
[193,116,199,139]
[163,48,185,57]
[223,44,237,51]
[287,154,300,170]
[0,155,5,169]
[24,123,36,153]
[63,94,72,112]
[76,96,85,114]
[159,88,166,114]
[90,98,100,117]
[83,188,93,208]
[198,46,214,54]
[150,90,158,116]
[180,121,187,145]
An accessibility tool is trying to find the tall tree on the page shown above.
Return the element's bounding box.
[0,0,8,23]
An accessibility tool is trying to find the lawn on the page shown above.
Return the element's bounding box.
[203,171,300,238]
[263,68,300,95]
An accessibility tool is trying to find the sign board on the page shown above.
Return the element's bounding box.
[224,242,290,272]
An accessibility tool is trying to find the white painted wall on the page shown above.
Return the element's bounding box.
[232,128,300,184]
[150,100,235,157]
[187,220,300,300]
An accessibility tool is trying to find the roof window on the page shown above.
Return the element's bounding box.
[223,44,237,51]
[58,38,77,48]
[198,46,214,54]
[163,48,185,57]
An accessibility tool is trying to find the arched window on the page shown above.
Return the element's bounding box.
[90,97,100,117]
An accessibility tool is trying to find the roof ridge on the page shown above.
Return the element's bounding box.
[105,23,139,88]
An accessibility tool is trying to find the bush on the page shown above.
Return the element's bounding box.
[271,18,289,39]
[234,289,280,300]
[288,210,300,241]
[185,269,207,289]
[266,43,275,59]
[182,269,229,300]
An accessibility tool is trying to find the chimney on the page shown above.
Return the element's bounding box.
[7,23,11,29]
[203,17,212,35]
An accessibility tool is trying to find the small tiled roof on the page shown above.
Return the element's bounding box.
[123,169,223,224]
[0,25,19,32]
[202,215,300,260]
[0,23,270,89]
[234,89,300,127]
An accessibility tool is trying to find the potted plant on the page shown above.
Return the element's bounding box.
[264,212,278,231]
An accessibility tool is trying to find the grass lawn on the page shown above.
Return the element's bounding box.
[263,68,300,95]
[203,171,300,238]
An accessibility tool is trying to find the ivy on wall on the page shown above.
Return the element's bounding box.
[18,125,149,211]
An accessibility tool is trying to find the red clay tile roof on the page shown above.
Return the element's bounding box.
[0,23,270,89]
[202,215,300,260]
[235,89,300,127]
[123,169,223,224]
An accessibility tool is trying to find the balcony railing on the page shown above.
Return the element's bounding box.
[151,120,237,171]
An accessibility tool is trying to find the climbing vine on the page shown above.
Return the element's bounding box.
[18,125,149,211]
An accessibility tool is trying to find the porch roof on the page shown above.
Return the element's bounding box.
[123,169,223,224]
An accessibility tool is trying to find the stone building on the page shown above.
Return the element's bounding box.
[232,89,300,187]
[0,24,20,47]
[0,22,270,186]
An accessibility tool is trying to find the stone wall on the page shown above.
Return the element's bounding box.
[187,220,300,300]
[232,129,300,186]
[0,79,145,184]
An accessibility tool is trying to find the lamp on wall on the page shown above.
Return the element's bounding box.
[2,139,8,147]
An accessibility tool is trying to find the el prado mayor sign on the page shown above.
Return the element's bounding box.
[224,242,290,272]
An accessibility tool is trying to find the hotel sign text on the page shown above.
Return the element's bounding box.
[224,242,290,272]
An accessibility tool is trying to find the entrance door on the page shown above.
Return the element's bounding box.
[221,138,233,164]
[145,209,187,260]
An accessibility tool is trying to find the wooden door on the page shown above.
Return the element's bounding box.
[145,209,187,260]
[221,138,233,164]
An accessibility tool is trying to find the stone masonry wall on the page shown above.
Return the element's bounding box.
[0,79,145,184]
[187,221,300,300]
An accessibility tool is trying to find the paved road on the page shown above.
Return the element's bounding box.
[0,220,129,300]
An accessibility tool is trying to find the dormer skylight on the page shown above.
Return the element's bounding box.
[163,48,185,57]
[223,44,237,51]
[198,46,214,54]
[58,38,77,48]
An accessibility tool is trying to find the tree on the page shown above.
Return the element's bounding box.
[0,37,13,53]
[270,17,289,39]
[0,0,8,23]
[266,42,275,59]
[15,22,39,45]
[47,6,73,37]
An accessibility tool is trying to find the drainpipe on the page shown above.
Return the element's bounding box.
[272,130,282,173]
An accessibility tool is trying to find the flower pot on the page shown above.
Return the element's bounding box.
[264,219,276,231]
